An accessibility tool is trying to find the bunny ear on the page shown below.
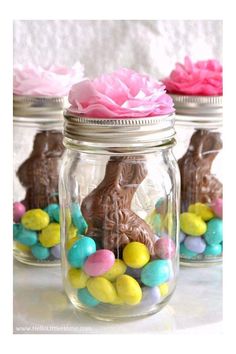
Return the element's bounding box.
[189,129,222,163]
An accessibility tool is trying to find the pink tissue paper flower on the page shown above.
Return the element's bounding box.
[163,56,222,96]
[68,68,174,118]
[13,63,84,97]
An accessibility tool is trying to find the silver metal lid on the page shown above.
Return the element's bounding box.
[13,95,68,120]
[171,94,223,118]
[63,111,175,148]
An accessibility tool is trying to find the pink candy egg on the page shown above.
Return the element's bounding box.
[84,249,115,276]
[154,237,176,259]
[211,198,222,219]
[13,202,26,222]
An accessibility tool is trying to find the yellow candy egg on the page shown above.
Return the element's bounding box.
[21,209,49,230]
[39,223,60,247]
[109,292,124,305]
[68,224,78,239]
[180,212,207,236]
[188,203,214,221]
[159,283,169,297]
[68,268,89,288]
[15,242,30,252]
[123,242,150,268]
[103,259,127,281]
[116,274,142,305]
[66,236,80,250]
[87,277,116,303]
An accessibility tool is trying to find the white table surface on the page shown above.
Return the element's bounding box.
[13,260,222,334]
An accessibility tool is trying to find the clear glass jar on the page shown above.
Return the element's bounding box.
[172,95,223,266]
[13,95,65,266]
[59,113,180,320]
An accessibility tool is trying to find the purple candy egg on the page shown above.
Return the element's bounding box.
[83,249,115,276]
[13,202,26,223]
[126,266,142,279]
[154,237,176,259]
[51,244,61,259]
[184,236,206,254]
[179,231,186,243]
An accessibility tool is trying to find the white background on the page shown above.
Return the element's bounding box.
[13,20,222,78]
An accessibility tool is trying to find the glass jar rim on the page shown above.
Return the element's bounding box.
[63,111,176,148]
[170,94,223,123]
[13,94,67,121]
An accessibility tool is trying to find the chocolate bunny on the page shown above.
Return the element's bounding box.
[81,156,156,256]
[17,130,64,210]
[178,129,223,211]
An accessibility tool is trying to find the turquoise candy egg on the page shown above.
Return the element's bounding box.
[44,204,59,222]
[52,205,60,223]
[151,214,162,233]
[16,226,38,246]
[203,243,222,256]
[13,224,20,240]
[204,218,223,245]
[31,243,50,260]
[71,204,88,234]
[180,244,198,258]
[77,288,100,307]
[67,236,96,268]
[141,260,170,287]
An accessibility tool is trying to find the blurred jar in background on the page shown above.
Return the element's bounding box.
[13,63,84,266]
[163,57,223,266]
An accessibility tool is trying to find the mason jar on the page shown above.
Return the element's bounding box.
[13,95,65,266]
[172,95,223,266]
[59,112,180,320]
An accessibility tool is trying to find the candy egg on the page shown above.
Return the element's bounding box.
[141,260,170,287]
[66,236,80,250]
[52,205,60,222]
[184,236,206,254]
[204,218,223,245]
[188,203,214,221]
[71,204,88,234]
[179,231,186,243]
[77,288,100,307]
[13,202,26,223]
[68,224,78,239]
[159,282,169,297]
[68,268,89,288]
[44,203,59,222]
[31,243,50,260]
[150,213,162,233]
[15,242,31,252]
[141,286,161,306]
[50,244,61,259]
[67,236,96,268]
[13,224,20,240]
[180,212,207,236]
[39,223,60,248]
[116,274,142,305]
[87,277,116,303]
[103,259,127,281]
[154,237,176,259]
[109,293,124,305]
[16,226,38,246]
[84,249,115,276]
[203,243,222,256]
[123,242,150,268]
[126,266,142,280]
[211,198,223,219]
[21,209,50,230]
[180,243,198,258]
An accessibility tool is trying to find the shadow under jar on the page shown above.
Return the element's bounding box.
[13,95,65,266]
[59,112,180,321]
[172,94,223,266]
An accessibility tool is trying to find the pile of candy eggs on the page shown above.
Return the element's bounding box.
[180,199,223,260]
[66,235,176,308]
[13,201,87,262]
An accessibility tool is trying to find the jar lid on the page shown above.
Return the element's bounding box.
[13,95,68,120]
[171,94,223,118]
[63,112,175,148]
